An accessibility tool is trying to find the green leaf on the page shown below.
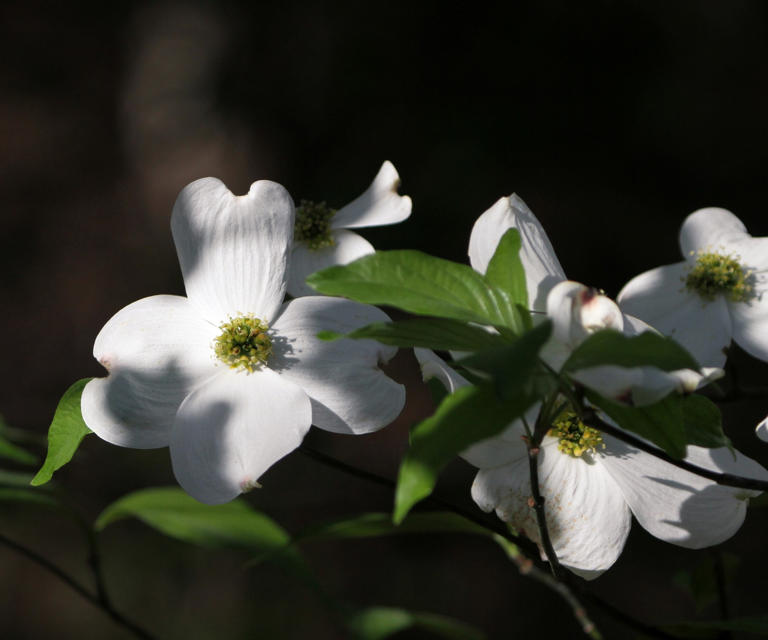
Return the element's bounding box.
[562,330,700,373]
[0,487,63,509]
[306,250,525,332]
[347,607,485,640]
[97,486,286,552]
[681,395,732,450]
[484,228,527,308]
[587,391,688,459]
[394,324,552,524]
[318,317,510,352]
[0,433,37,465]
[31,379,92,486]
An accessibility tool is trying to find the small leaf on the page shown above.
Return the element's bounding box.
[347,606,485,640]
[322,317,509,352]
[587,391,688,459]
[563,330,700,374]
[681,395,732,450]
[394,324,552,524]
[307,250,525,332]
[31,379,92,486]
[484,228,528,308]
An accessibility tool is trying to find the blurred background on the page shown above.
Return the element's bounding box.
[2,1,768,638]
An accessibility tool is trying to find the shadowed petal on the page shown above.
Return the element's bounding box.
[170,368,311,505]
[600,436,768,548]
[271,296,404,434]
[472,439,631,578]
[331,161,412,229]
[81,295,217,449]
[468,194,566,311]
[730,291,768,362]
[618,262,731,367]
[288,230,374,298]
[171,178,294,325]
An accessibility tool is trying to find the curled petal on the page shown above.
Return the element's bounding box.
[288,230,374,298]
[171,178,294,325]
[756,416,768,443]
[569,366,723,406]
[468,194,566,311]
[81,295,217,449]
[413,347,470,393]
[600,436,768,548]
[170,368,312,505]
[679,207,750,258]
[472,440,631,578]
[271,296,404,434]
[546,281,623,349]
[618,262,732,368]
[331,161,412,229]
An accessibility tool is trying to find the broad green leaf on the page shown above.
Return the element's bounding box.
[31,379,92,486]
[0,434,37,465]
[484,228,528,308]
[457,321,554,399]
[394,325,552,524]
[96,487,288,553]
[562,330,699,373]
[347,606,485,640]
[318,317,509,352]
[306,250,525,332]
[587,391,688,458]
[681,395,732,450]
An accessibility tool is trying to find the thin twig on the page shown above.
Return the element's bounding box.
[712,550,732,640]
[298,444,537,555]
[584,412,768,492]
[494,535,601,638]
[0,531,157,640]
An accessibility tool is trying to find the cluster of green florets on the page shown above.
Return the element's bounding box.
[685,250,753,302]
[214,315,272,372]
[294,200,336,250]
[548,411,605,458]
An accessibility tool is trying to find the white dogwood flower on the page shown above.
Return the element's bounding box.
[287,160,412,297]
[416,345,767,579]
[82,178,405,504]
[618,207,768,368]
[468,194,719,405]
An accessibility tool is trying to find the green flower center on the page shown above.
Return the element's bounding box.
[548,411,605,458]
[685,251,753,302]
[214,315,272,372]
[294,200,336,250]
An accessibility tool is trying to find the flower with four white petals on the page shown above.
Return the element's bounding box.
[618,207,768,368]
[82,178,405,504]
[287,160,412,297]
[412,194,768,578]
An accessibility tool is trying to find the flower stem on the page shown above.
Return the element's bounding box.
[584,412,768,492]
[0,531,156,640]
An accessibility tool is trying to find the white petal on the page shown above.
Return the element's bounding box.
[618,262,732,367]
[600,436,768,548]
[330,161,412,229]
[468,194,566,311]
[170,368,311,504]
[730,292,768,362]
[472,439,631,577]
[413,348,470,393]
[756,416,768,443]
[270,296,404,434]
[171,178,294,325]
[679,207,750,258]
[287,230,374,298]
[546,281,623,349]
[81,295,218,449]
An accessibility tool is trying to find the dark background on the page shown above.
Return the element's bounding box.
[2,1,768,638]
